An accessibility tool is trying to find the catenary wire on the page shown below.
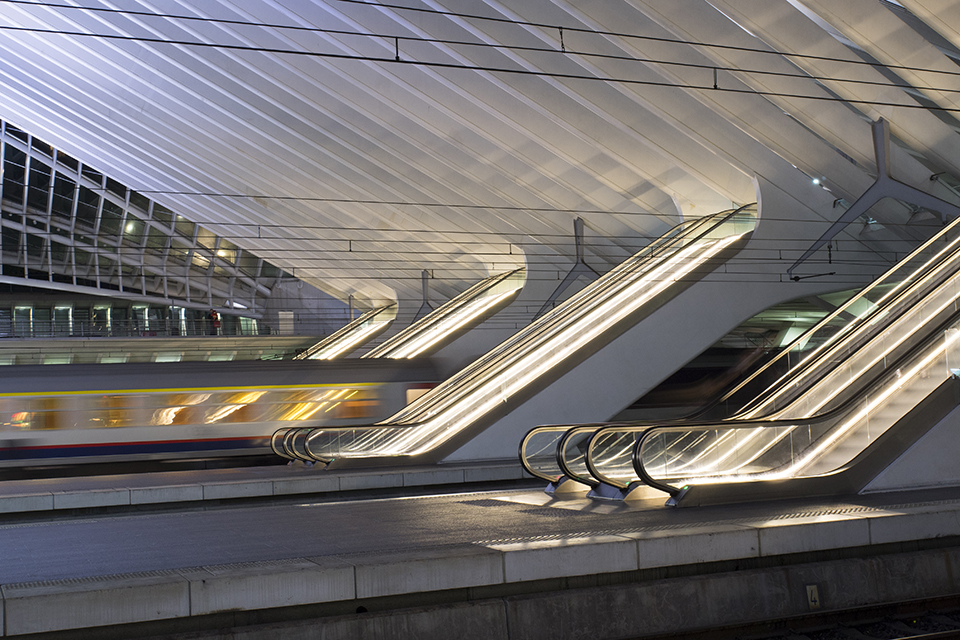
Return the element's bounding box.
[5,0,960,80]
[0,23,958,111]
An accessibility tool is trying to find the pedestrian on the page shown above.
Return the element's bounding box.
[208,309,220,335]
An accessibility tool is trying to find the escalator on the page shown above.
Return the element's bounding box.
[520,210,960,499]
[294,305,397,360]
[634,321,960,507]
[272,206,757,466]
[362,269,525,360]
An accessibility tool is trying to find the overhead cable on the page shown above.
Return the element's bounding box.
[5,0,960,79]
[0,22,958,111]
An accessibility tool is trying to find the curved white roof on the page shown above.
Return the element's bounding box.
[0,0,957,306]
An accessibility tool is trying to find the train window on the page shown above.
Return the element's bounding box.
[2,397,64,430]
[0,398,31,429]
[73,395,109,429]
[103,394,146,428]
[149,392,211,426]
[206,391,267,424]
[35,397,63,430]
[337,390,380,419]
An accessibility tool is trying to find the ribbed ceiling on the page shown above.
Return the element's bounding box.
[0,0,958,307]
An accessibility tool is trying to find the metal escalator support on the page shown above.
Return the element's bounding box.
[788,118,960,280]
[291,206,757,466]
[532,217,600,321]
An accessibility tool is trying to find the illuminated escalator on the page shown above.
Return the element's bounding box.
[295,269,525,362]
[633,321,959,507]
[272,206,757,466]
[520,211,960,503]
[294,305,397,360]
[362,269,525,360]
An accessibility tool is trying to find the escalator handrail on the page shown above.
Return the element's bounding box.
[752,249,960,421]
[586,422,659,490]
[518,424,570,482]
[385,206,756,425]
[631,305,960,496]
[292,207,758,461]
[726,216,960,417]
[735,259,960,418]
[556,425,609,487]
[270,427,295,459]
[520,420,682,487]
[519,420,654,483]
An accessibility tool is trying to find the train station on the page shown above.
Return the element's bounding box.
[1,1,960,638]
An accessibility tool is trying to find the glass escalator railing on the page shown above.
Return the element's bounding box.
[733,224,960,419]
[273,206,757,464]
[634,319,959,496]
[518,425,571,484]
[556,424,608,488]
[363,269,525,360]
[294,304,397,360]
[527,210,960,494]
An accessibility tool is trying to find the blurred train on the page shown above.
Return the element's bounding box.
[0,359,437,468]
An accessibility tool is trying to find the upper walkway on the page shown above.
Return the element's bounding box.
[0,335,317,365]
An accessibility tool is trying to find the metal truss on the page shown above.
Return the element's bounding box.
[0,120,283,317]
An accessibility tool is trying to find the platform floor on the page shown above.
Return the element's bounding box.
[3,465,960,638]
[0,481,953,584]
[0,476,957,584]
[0,458,530,515]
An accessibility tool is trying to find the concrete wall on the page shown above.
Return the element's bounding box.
[864,399,960,493]
[262,279,351,337]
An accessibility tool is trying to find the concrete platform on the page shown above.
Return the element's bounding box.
[0,459,530,515]
[2,468,960,638]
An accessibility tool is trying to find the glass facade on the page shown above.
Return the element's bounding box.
[0,120,290,319]
[0,299,267,338]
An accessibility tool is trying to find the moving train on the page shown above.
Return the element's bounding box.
[0,359,437,468]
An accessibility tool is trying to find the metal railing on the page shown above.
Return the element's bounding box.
[0,319,265,338]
